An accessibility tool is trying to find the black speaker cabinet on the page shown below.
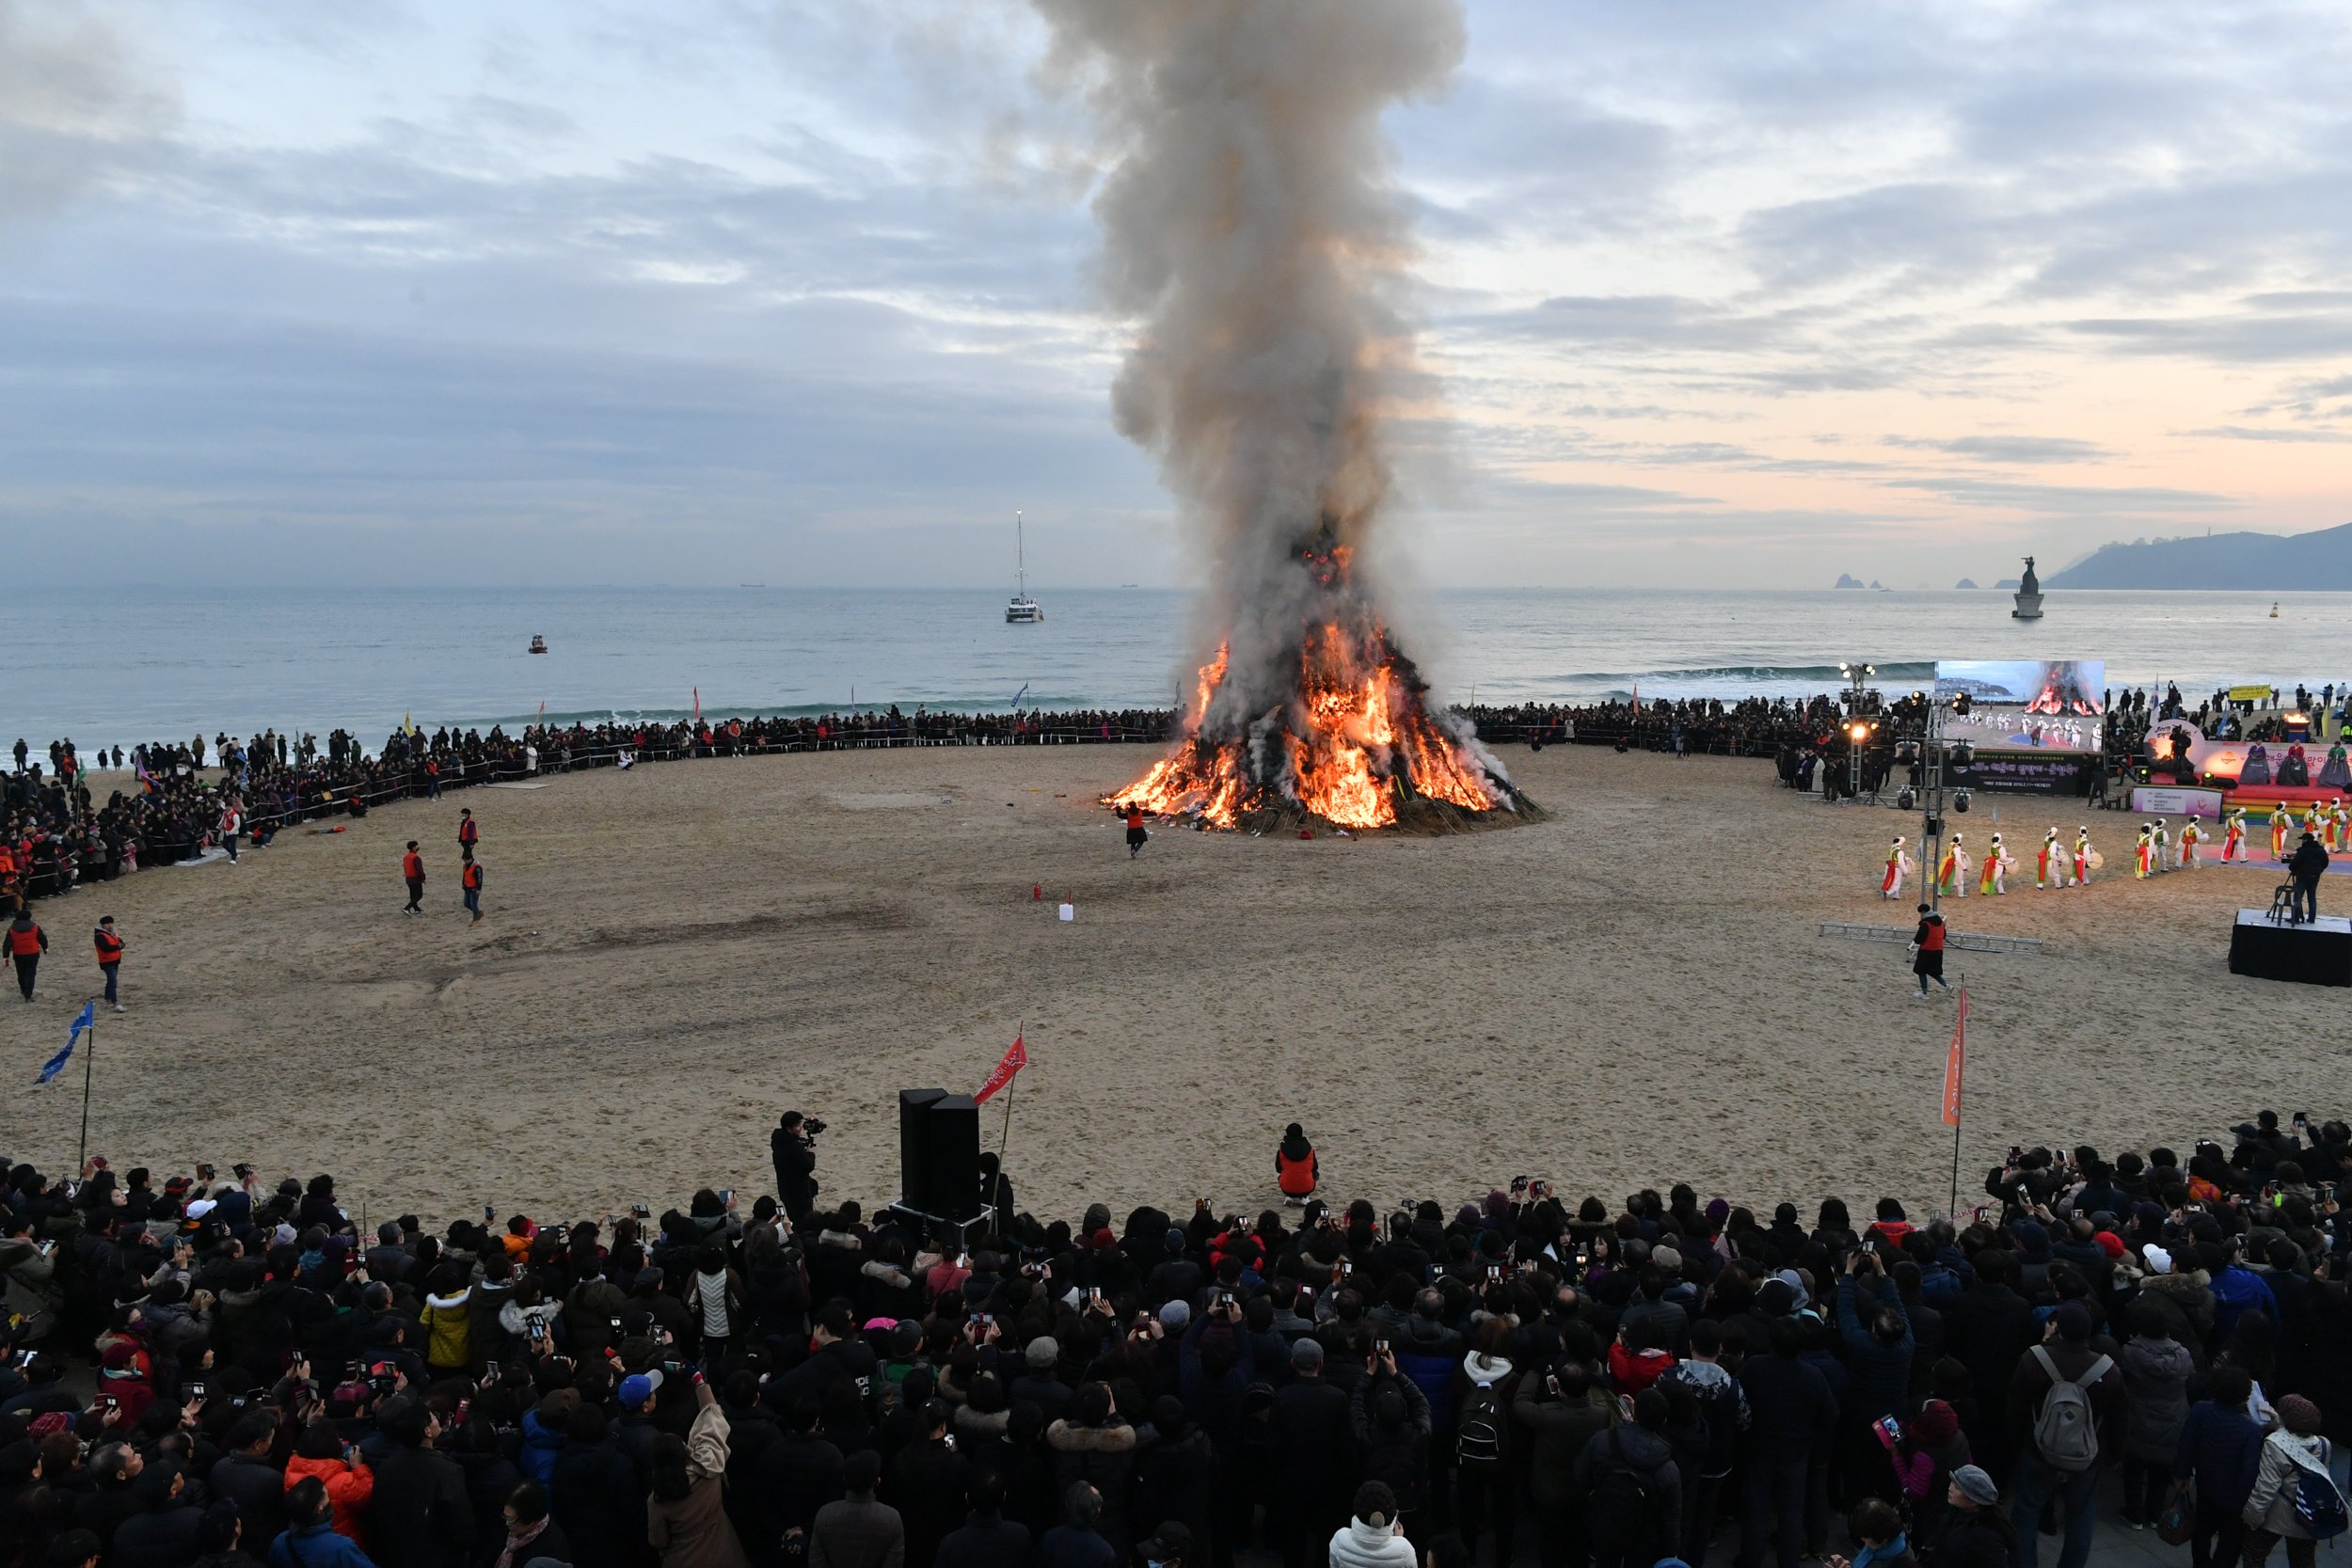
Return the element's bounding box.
[920,1094,981,1222]
[898,1088,946,1217]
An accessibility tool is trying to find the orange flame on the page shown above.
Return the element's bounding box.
[1107,621,1501,831]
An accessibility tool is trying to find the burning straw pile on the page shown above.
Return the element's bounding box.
[1038,0,1535,834]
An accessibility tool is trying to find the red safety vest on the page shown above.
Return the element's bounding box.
[462,863,483,890]
[8,926,41,957]
[1920,919,1946,952]
[403,852,424,880]
[1278,1148,1317,1196]
[94,928,123,965]
[458,818,477,845]
[1127,806,1143,830]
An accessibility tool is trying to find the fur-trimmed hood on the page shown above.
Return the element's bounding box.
[1046,1418,1136,1453]
[955,1403,1009,1439]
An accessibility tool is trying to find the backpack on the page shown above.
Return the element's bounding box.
[1457,1377,1510,1470]
[1589,1430,1656,1548]
[2027,1346,2110,1472]
[2283,1438,2348,1540]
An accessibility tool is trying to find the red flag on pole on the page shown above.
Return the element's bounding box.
[1941,986,1968,1127]
[977,1032,1027,1104]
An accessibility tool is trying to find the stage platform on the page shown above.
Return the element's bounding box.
[2221,785,2351,810]
[2229,908,2352,987]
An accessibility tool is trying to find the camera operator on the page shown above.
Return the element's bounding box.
[771,1111,821,1226]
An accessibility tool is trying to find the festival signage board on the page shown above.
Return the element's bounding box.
[1947,752,2096,796]
[1933,660,2105,752]
[2129,785,2225,819]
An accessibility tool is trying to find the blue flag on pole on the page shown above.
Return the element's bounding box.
[34,1004,94,1086]
[1011,683,1029,711]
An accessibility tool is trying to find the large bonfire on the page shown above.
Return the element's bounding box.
[1109,527,1528,832]
[1040,0,1532,834]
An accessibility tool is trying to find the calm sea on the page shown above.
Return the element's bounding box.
[12,586,2348,752]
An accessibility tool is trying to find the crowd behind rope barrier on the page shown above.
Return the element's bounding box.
[0,686,2218,902]
[0,1111,2346,1568]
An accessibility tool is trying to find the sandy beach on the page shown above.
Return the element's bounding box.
[2,748,2324,1232]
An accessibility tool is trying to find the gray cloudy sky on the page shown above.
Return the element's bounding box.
[5,0,2349,588]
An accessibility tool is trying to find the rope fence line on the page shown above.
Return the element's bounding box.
[1817,921,2047,955]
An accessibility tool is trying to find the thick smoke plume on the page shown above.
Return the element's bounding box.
[1040,0,1524,832]
[1036,0,1465,728]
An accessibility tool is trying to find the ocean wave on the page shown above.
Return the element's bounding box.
[1550,662,1938,686]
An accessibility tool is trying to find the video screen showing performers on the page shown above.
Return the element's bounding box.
[1933,659,2106,752]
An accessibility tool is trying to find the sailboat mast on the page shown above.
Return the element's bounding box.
[1016,511,1025,598]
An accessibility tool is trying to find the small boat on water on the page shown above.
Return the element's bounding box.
[529,634,548,654]
[1007,511,1043,624]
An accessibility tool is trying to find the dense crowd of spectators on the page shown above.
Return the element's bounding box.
[1,1109,2345,1568]
[2,679,2323,903]
[0,709,1180,906]
[1462,698,1844,760]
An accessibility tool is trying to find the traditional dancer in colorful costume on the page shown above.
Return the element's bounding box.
[2152,817,2171,873]
[1938,833,1968,897]
[2272,806,2290,861]
[2303,801,2328,847]
[2180,816,2204,868]
[2222,806,2249,862]
[2075,826,2096,885]
[2037,828,2069,889]
[1882,836,1912,899]
[1979,833,2012,895]
[2332,798,2348,851]
[2135,823,2153,879]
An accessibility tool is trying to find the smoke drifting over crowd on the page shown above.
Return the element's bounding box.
[1038,0,1527,831]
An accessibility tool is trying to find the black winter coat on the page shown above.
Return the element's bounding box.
[550,1434,646,1568]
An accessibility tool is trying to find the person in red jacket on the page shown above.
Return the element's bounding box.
[1277,1123,1318,1205]
[1909,905,1948,998]
[401,842,425,915]
[93,916,125,1011]
[458,808,479,854]
[8,910,46,1001]
[461,852,485,926]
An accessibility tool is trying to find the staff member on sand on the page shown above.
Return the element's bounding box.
[1909,904,1950,999]
[8,909,47,1002]
[1126,803,1150,859]
[93,916,125,1011]
[461,851,485,926]
[401,841,426,915]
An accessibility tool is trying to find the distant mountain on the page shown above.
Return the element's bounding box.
[1835,574,1865,589]
[2044,522,2352,589]
[1956,578,1979,589]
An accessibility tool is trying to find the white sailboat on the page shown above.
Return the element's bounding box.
[1006,511,1043,624]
